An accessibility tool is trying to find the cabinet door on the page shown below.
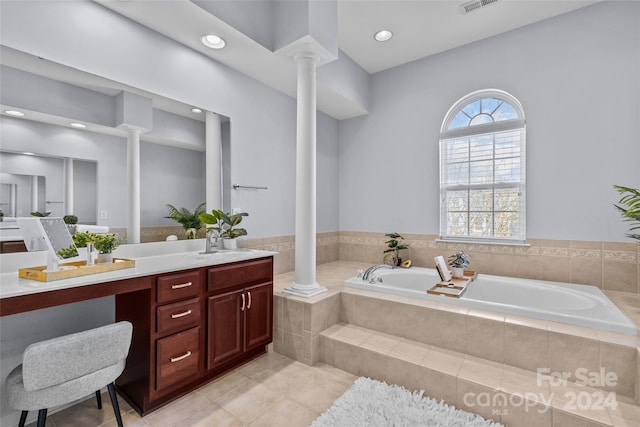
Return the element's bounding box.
[244,282,273,352]
[207,289,243,369]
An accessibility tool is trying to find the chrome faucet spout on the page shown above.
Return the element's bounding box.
[362,264,394,282]
[205,228,220,253]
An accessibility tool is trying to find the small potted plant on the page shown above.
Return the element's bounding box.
[63,214,78,234]
[448,250,470,278]
[165,202,206,239]
[93,233,121,263]
[0,209,4,222]
[383,232,409,266]
[199,210,249,250]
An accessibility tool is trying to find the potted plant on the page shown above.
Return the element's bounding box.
[614,185,640,241]
[93,233,121,263]
[63,214,78,234]
[383,232,409,266]
[165,202,206,239]
[199,210,249,250]
[448,250,470,278]
[0,209,4,222]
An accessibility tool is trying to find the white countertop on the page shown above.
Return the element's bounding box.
[0,239,276,299]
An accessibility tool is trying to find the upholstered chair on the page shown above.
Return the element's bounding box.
[6,321,133,427]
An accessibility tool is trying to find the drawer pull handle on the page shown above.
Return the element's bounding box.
[241,293,245,311]
[170,351,192,363]
[171,281,192,290]
[247,291,252,309]
[171,309,192,319]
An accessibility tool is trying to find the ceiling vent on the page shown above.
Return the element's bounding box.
[459,0,500,14]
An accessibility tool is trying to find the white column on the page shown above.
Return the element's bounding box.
[30,175,38,214]
[205,111,222,212]
[127,128,141,244]
[64,157,74,215]
[284,54,327,298]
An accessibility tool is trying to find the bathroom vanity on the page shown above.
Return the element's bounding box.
[0,244,275,415]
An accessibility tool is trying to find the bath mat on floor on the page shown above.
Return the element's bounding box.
[310,377,503,427]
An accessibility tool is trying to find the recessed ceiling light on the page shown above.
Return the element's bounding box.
[374,29,393,42]
[191,107,203,114]
[202,34,226,49]
[22,152,35,156]
[5,110,25,116]
[70,122,86,128]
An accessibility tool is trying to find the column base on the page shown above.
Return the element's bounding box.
[282,282,328,298]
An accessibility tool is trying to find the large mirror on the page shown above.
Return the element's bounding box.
[0,46,230,249]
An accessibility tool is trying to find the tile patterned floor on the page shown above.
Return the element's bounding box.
[36,353,355,427]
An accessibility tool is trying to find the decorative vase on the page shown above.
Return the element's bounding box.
[222,238,237,250]
[97,253,113,264]
[185,228,197,239]
[451,267,465,278]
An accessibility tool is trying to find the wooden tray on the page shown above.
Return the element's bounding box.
[18,258,135,282]
[428,277,472,298]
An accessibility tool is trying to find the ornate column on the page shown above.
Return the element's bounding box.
[284,53,327,298]
[126,128,141,244]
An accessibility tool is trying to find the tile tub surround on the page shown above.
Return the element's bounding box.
[339,232,640,294]
[272,262,640,400]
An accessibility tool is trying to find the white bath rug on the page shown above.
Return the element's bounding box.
[310,377,503,427]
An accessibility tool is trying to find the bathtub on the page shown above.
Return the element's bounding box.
[344,267,638,335]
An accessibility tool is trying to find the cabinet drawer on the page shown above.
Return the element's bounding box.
[156,327,199,391]
[157,271,200,304]
[208,258,272,293]
[157,298,200,335]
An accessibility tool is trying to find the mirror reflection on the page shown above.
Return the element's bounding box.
[0,48,230,251]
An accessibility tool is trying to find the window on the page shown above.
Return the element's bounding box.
[439,89,526,243]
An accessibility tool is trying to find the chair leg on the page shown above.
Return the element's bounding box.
[107,382,124,427]
[36,409,47,427]
[18,410,28,427]
[95,390,103,409]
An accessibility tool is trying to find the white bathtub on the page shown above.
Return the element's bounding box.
[344,267,637,335]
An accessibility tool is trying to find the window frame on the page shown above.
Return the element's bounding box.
[439,89,526,244]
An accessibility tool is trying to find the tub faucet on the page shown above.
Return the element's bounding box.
[362,264,394,283]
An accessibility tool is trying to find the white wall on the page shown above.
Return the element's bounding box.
[339,1,640,242]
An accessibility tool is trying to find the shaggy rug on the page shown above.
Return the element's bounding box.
[310,377,503,427]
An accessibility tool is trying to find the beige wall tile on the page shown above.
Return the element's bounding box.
[456,380,502,423]
[603,261,638,293]
[570,258,603,288]
[539,256,571,283]
[429,309,466,353]
[547,332,599,382]
[331,340,360,375]
[422,368,457,405]
[386,357,424,392]
[599,342,636,398]
[281,332,304,362]
[499,398,552,427]
[504,323,549,372]
[464,315,505,363]
[282,298,304,335]
[357,347,390,383]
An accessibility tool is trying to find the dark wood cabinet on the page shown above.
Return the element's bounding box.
[116,256,273,415]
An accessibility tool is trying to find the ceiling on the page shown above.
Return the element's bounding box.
[2,0,599,123]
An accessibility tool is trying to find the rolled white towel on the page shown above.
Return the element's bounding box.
[76,224,110,234]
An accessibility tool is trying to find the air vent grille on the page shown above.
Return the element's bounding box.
[460,0,500,14]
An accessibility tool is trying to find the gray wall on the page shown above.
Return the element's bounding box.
[339,1,640,242]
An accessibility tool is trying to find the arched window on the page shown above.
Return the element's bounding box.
[439,89,526,243]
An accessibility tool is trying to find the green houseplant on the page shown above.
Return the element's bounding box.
[0,209,4,222]
[383,233,408,266]
[63,214,78,234]
[93,233,121,263]
[199,209,248,250]
[448,250,470,278]
[165,202,206,239]
[614,185,640,241]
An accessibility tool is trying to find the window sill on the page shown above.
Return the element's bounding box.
[436,238,530,247]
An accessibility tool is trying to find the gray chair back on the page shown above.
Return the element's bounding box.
[21,322,132,392]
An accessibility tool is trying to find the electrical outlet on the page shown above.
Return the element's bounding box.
[100,210,108,220]
[232,208,242,214]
